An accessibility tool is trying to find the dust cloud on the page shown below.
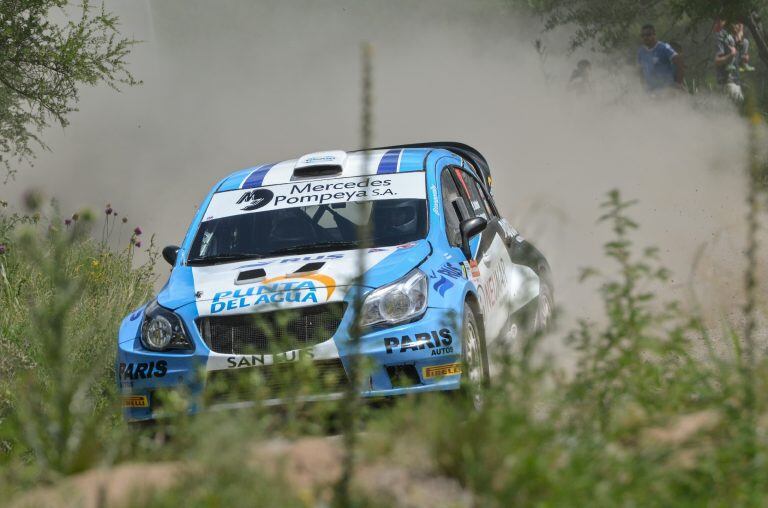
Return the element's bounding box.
[3,0,751,326]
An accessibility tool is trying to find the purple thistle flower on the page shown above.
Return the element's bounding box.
[64,219,72,226]
[105,207,113,215]
[135,241,142,248]
[133,226,142,236]
[113,211,118,216]
[0,244,6,255]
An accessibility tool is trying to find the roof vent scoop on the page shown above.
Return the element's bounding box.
[235,268,266,285]
[292,150,346,179]
[294,262,325,273]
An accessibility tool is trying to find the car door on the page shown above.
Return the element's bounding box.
[448,166,514,341]
[468,167,546,334]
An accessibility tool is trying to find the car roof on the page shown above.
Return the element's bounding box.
[215,147,462,192]
[368,142,491,189]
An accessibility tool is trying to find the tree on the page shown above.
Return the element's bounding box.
[0,0,138,178]
[529,0,768,69]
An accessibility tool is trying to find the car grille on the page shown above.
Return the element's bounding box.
[205,359,348,403]
[197,303,346,355]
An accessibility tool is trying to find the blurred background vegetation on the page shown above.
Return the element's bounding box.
[520,0,768,107]
[1,0,768,507]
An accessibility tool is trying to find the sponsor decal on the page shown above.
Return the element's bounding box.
[240,177,392,210]
[239,253,344,269]
[122,395,149,408]
[225,348,314,369]
[238,244,407,270]
[433,275,453,297]
[209,273,336,314]
[430,263,466,296]
[129,309,142,321]
[383,328,454,356]
[207,337,340,371]
[302,154,338,163]
[423,363,462,379]
[237,188,274,211]
[119,360,167,380]
[430,185,440,216]
[202,172,426,222]
[478,261,509,314]
[463,260,480,280]
[272,177,395,207]
[431,262,462,279]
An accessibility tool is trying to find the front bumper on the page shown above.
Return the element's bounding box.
[117,307,463,422]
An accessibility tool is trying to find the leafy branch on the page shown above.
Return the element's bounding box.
[0,0,140,178]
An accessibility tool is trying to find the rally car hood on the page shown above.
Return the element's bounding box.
[156,240,431,313]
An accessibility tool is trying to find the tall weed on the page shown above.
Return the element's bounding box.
[0,204,156,482]
[374,190,768,507]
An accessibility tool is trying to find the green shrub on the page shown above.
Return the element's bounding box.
[0,205,156,481]
[373,190,768,507]
[2,189,767,507]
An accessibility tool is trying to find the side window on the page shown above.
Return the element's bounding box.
[440,169,464,246]
[452,168,493,220]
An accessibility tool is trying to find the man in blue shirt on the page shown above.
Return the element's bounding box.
[638,24,684,92]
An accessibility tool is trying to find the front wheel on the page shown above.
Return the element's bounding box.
[461,303,488,407]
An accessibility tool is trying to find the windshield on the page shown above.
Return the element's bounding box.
[188,172,427,265]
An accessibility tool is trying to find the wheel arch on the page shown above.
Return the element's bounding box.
[462,289,490,384]
[463,290,483,332]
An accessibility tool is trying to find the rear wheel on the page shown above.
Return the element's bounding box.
[533,276,554,332]
[461,303,488,408]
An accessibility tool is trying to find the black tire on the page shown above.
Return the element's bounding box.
[461,303,488,407]
[532,273,554,333]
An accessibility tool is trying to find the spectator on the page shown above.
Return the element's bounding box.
[714,19,744,102]
[568,59,592,92]
[638,24,684,92]
[733,22,756,72]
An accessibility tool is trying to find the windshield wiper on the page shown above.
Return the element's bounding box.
[266,241,360,257]
[186,252,265,266]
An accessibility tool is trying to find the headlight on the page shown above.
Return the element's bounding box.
[361,269,428,328]
[140,300,193,351]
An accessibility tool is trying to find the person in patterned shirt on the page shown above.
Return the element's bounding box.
[713,19,744,102]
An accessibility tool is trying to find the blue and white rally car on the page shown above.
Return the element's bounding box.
[117,142,552,420]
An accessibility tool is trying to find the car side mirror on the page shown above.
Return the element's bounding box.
[162,245,180,266]
[459,217,487,260]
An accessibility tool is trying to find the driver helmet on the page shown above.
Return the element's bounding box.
[380,201,418,235]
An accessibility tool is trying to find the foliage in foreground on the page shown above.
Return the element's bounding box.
[376,191,767,506]
[0,204,156,479]
[0,189,766,507]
